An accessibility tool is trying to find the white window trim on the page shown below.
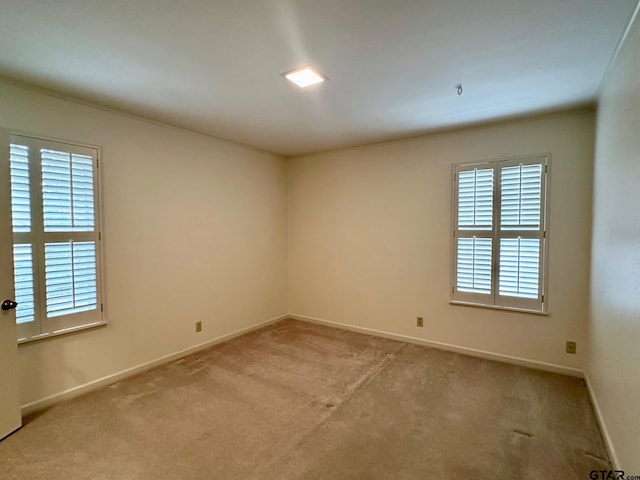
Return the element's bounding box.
[450,154,550,314]
[10,133,106,343]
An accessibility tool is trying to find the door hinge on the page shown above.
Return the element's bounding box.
[99,232,102,241]
[100,303,104,312]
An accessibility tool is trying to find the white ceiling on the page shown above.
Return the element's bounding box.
[0,0,637,156]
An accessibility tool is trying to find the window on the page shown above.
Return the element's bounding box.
[9,135,104,341]
[451,155,548,313]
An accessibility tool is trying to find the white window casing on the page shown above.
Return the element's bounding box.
[451,154,548,313]
[9,135,104,342]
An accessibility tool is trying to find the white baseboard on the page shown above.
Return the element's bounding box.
[289,313,585,378]
[21,313,288,417]
[24,311,617,467]
[584,372,620,469]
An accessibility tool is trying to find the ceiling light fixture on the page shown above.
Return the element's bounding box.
[282,66,327,88]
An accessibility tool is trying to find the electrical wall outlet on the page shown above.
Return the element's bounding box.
[566,341,576,354]
[417,316,424,328]
[195,321,202,333]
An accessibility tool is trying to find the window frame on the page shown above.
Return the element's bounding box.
[450,154,549,314]
[10,133,106,343]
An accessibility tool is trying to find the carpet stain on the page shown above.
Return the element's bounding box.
[583,451,611,463]
[512,429,534,438]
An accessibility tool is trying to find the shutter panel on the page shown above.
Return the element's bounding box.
[498,161,544,304]
[9,144,31,233]
[498,238,540,298]
[44,241,98,318]
[456,237,492,294]
[42,149,95,232]
[500,164,542,230]
[12,244,35,324]
[458,168,493,230]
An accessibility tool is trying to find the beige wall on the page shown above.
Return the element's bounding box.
[289,109,595,369]
[589,8,640,472]
[0,78,599,417]
[0,79,288,406]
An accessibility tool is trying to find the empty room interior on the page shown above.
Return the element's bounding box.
[0,1,639,478]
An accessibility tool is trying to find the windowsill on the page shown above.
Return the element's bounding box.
[18,321,107,346]
[449,300,549,316]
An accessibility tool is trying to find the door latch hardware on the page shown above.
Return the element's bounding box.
[1,299,18,311]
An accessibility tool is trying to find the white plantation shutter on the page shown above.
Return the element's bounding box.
[9,144,31,233]
[12,244,35,324]
[42,149,95,232]
[456,237,492,294]
[45,241,97,317]
[500,164,542,230]
[496,159,545,310]
[453,156,547,312]
[9,135,103,341]
[453,166,495,304]
[498,238,540,299]
[457,168,493,230]
[9,144,36,326]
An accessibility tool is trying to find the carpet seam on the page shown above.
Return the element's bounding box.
[248,342,406,479]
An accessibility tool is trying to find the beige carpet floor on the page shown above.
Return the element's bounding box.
[1,319,610,479]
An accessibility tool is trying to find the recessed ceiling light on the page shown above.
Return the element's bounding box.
[282,66,327,88]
